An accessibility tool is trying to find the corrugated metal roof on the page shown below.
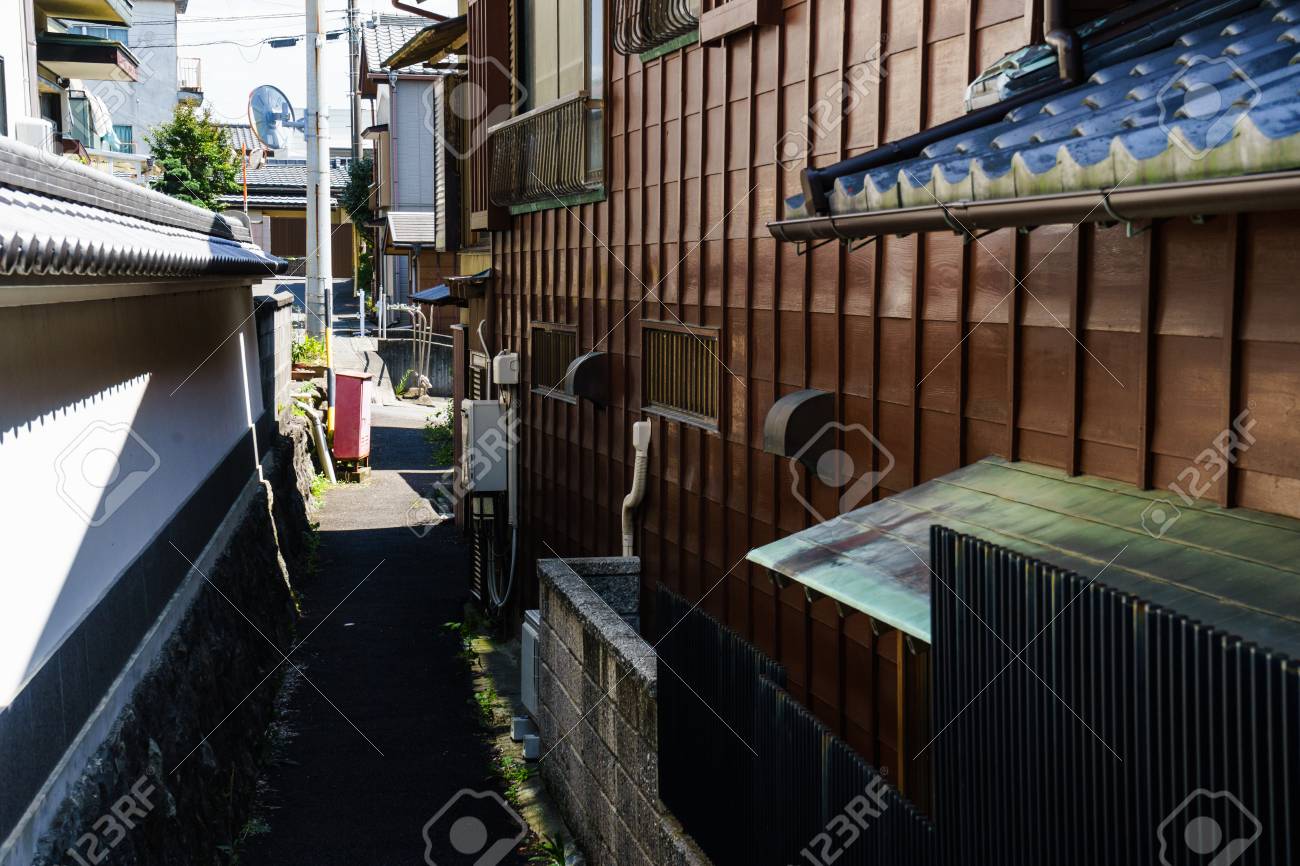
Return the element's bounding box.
[785,0,1300,220]
[411,283,460,304]
[363,14,438,75]
[0,186,281,278]
[386,210,438,244]
[747,457,1300,657]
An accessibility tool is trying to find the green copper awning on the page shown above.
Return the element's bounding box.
[747,457,1300,656]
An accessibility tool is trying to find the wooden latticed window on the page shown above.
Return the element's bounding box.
[530,324,579,395]
[643,323,719,425]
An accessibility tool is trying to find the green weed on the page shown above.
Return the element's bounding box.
[423,406,454,466]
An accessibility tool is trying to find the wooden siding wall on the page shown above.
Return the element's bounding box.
[267,213,356,278]
[485,0,1300,788]
[415,249,462,335]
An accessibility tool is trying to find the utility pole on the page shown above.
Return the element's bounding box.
[306,0,335,411]
[348,0,361,163]
[347,0,366,337]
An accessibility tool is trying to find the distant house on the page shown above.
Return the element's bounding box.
[73,0,195,157]
[221,123,275,160]
[220,158,354,279]
[8,0,197,182]
[359,13,466,318]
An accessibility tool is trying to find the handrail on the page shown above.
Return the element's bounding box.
[487,92,602,206]
[487,90,588,136]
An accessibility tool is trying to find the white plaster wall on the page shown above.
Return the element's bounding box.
[0,0,38,134]
[0,280,265,706]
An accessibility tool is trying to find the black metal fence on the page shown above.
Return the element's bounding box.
[612,0,698,55]
[656,587,938,866]
[930,526,1298,866]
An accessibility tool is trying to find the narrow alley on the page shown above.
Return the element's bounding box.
[240,405,526,866]
[5,0,1300,864]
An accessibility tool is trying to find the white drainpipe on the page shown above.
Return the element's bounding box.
[622,421,652,557]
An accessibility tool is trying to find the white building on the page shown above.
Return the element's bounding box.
[70,0,196,156]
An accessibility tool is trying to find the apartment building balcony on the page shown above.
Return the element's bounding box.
[487,91,603,208]
[35,0,133,26]
[178,57,203,105]
[37,32,139,82]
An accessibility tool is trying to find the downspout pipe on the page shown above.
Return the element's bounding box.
[622,421,652,557]
[1045,0,1084,83]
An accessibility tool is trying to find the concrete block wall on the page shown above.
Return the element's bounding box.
[536,558,709,866]
[254,288,294,429]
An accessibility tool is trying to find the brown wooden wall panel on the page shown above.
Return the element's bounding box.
[269,215,307,258]
[484,0,1300,797]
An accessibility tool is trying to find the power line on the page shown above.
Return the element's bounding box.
[124,29,350,50]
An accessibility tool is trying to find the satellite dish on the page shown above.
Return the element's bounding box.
[248,84,302,151]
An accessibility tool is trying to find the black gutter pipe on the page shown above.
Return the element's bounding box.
[769,170,1300,242]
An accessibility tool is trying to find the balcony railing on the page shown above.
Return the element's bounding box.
[178,57,202,92]
[613,0,699,55]
[487,92,602,207]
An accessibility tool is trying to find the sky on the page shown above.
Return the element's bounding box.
[175,0,457,153]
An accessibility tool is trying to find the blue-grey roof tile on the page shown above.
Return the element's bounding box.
[789,0,1300,220]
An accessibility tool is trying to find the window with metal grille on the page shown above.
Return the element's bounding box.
[613,0,697,55]
[469,352,490,400]
[643,323,719,425]
[530,324,578,396]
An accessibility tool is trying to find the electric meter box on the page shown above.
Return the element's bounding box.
[493,352,520,385]
[460,400,509,492]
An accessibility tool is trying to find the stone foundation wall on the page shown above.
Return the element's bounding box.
[25,425,314,866]
[536,558,709,866]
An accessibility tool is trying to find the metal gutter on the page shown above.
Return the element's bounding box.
[767,170,1300,242]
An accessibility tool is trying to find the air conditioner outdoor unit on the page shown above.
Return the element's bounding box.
[13,117,57,153]
[521,609,541,718]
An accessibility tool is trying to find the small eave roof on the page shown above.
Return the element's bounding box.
[363,14,439,77]
[748,457,1300,658]
[384,15,467,69]
[777,0,1300,234]
[386,210,438,245]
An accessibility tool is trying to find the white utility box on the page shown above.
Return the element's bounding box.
[460,400,509,492]
[492,352,520,385]
[521,609,541,718]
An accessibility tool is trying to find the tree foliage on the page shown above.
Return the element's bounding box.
[339,155,374,230]
[145,104,239,210]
